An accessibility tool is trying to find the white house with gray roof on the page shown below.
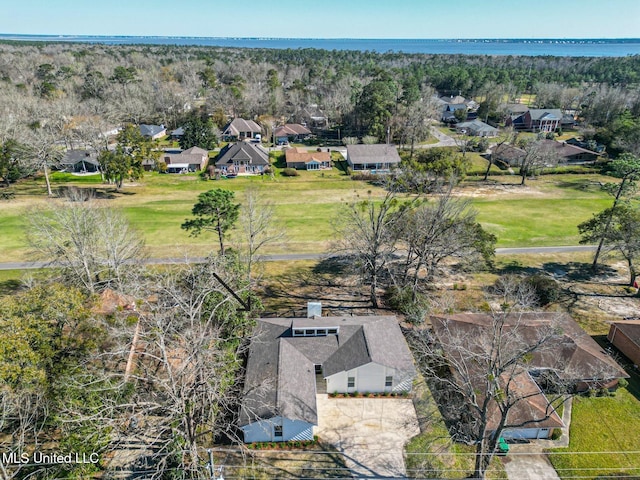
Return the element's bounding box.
[346,144,401,172]
[239,315,416,443]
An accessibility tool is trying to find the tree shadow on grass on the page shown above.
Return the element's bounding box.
[0,279,23,296]
[541,261,619,283]
[312,255,352,276]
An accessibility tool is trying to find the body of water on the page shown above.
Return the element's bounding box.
[1,35,639,57]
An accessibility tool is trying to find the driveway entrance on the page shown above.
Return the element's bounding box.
[315,395,419,478]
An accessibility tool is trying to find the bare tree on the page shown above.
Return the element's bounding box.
[517,138,560,186]
[118,256,253,478]
[396,187,496,295]
[240,185,285,281]
[410,308,565,479]
[26,194,145,293]
[333,186,412,308]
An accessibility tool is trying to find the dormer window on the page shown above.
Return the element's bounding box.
[292,326,340,337]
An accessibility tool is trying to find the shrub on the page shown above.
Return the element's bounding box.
[524,274,560,305]
[618,378,629,389]
[281,168,299,177]
[385,285,430,324]
[550,428,563,440]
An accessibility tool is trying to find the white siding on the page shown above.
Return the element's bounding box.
[501,427,551,440]
[325,362,412,394]
[242,417,314,443]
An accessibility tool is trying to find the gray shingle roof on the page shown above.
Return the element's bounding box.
[529,109,562,121]
[223,118,262,137]
[346,144,401,166]
[240,316,416,427]
[215,143,269,167]
[139,124,165,137]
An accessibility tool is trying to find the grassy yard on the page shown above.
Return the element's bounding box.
[0,168,617,262]
[548,380,640,479]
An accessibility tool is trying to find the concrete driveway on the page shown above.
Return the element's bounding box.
[315,395,420,478]
[502,444,560,480]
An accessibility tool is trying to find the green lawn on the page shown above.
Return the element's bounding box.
[0,170,617,262]
[548,385,640,479]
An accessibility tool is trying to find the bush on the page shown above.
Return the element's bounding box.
[618,378,629,389]
[385,285,430,324]
[550,428,563,440]
[281,168,299,177]
[524,274,560,305]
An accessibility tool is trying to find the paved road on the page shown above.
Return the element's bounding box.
[0,246,597,271]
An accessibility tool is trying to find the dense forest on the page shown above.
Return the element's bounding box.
[0,42,639,170]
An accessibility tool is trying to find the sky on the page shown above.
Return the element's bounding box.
[1,0,638,39]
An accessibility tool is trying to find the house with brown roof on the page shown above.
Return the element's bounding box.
[608,320,640,366]
[540,139,602,164]
[346,144,401,172]
[239,315,416,443]
[285,147,331,170]
[160,146,209,172]
[274,124,312,144]
[431,313,628,440]
[222,118,262,140]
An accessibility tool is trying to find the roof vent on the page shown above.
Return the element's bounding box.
[307,302,322,318]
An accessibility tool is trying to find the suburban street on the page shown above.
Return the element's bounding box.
[0,246,597,271]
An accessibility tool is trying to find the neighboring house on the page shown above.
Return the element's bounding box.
[215,142,269,175]
[285,147,331,170]
[506,109,562,132]
[491,143,527,167]
[608,320,640,366]
[441,103,469,123]
[139,124,167,140]
[346,144,401,171]
[274,124,312,144]
[565,137,606,154]
[159,146,209,172]
[60,150,100,173]
[293,105,328,129]
[222,118,262,140]
[170,127,184,140]
[455,119,498,137]
[239,315,416,443]
[540,140,602,164]
[431,313,628,440]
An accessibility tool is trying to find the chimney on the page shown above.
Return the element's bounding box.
[307,302,322,318]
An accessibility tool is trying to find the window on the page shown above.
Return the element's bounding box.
[327,328,338,335]
[315,365,322,374]
[305,329,315,335]
[316,329,327,336]
[293,329,304,336]
[385,376,393,387]
[347,377,355,388]
[274,425,282,438]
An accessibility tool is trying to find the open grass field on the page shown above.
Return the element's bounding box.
[548,375,640,479]
[0,166,616,262]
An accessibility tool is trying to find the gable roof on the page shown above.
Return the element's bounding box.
[346,144,401,165]
[61,149,99,166]
[182,146,209,156]
[285,147,331,165]
[139,124,166,137]
[431,313,628,383]
[240,316,416,426]
[275,124,312,137]
[528,109,562,121]
[609,320,640,347]
[456,119,498,134]
[223,118,261,136]
[539,140,601,159]
[215,143,269,167]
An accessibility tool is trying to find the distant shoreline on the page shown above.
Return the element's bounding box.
[1,35,639,56]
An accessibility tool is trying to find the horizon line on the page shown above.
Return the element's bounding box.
[1,34,639,41]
